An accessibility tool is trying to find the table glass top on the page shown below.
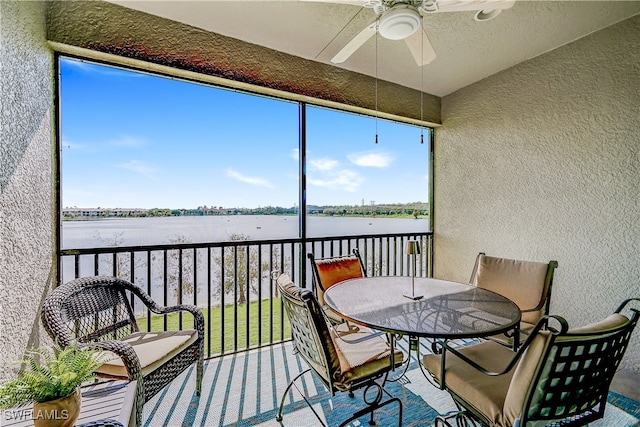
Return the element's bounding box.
[324,276,521,338]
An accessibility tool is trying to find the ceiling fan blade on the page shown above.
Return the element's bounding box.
[331,21,377,64]
[431,0,516,13]
[404,26,436,66]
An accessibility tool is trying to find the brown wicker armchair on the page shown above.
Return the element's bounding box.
[41,276,205,426]
[423,298,639,427]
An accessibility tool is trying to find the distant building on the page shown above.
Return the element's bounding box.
[63,207,147,218]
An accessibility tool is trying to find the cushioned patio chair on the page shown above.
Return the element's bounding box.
[42,276,204,426]
[469,252,558,349]
[423,298,639,427]
[275,274,404,427]
[308,249,365,324]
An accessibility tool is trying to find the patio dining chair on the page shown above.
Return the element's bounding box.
[423,298,639,427]
[275,273,404,427]
[308,249,366,324]
[469,252,558,349]
[41,276,205,426]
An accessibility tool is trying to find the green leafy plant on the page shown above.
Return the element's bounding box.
[0,344,106,408]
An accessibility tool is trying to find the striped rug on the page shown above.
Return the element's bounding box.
[143,341,640,426]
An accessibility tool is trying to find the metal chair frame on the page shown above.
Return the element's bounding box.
[431,298,639,427]
[275,274,402,427]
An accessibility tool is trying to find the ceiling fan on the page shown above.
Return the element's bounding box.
[329,0,516,66]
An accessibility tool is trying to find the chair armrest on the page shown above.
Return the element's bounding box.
[433,315,567,389]
[157,304,205,338]
[84,340,143,383]
[82,341,144,427]
[616,298,640,317]
[127,284,205,338]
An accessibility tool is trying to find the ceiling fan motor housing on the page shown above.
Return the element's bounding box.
[378,5,422,40]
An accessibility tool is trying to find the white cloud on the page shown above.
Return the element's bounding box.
[308,169,363,192]
[347,151,393,168]
[310,158,339,171]
[290,148,299,160]
[307,155,363,192]
[226,169,274,189]
[117,160,157,178]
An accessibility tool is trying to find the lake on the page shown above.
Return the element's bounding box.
[62,215,430,249]
[60,215,430,310]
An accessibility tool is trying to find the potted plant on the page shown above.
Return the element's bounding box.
[0,344,106,427]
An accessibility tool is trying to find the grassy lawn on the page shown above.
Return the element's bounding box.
[138,297,292,356]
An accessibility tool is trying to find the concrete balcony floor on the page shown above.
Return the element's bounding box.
[142,341,640,426]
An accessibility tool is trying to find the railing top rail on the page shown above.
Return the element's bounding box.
[59,231,433,255]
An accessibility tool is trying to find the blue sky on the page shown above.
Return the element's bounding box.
[60,58,429,209]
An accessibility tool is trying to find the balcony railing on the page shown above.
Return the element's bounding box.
[58,231,433,358]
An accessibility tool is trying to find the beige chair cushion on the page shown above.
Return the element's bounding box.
[332,322,403,390]
[502,332,551,425]
[565,313,629,335]
[424,340,516,426]
[472,255,549,324]
[276,273,402,392]
[503,313,629,425]
[96,330,197,377]
[425,313,632,427]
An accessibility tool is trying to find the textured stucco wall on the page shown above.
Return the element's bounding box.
[435,15,640,371]
[46,0,440,125]
[0,1,55,380]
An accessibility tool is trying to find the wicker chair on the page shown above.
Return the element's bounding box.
[275,274,404,427]
[469,252,558,349]
[308,249,366,324]
[41,276,205,426]
[423,298,639,427]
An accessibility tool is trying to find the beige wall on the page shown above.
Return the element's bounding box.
[435,15,640,371]
[0,1,55,380]
[46,0,440,126]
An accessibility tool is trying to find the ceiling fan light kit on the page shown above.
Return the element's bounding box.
[378,6,422,40]
[330,0,516,65]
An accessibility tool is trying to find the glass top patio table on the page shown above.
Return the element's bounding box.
[324,276,521,339]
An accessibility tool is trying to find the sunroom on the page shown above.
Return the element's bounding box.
[2,1,639,426]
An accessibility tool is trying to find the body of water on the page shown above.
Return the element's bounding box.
[60,215,430,310]
[62,215,430,249]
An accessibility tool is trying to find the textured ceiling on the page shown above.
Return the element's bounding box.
[105,0,640,97]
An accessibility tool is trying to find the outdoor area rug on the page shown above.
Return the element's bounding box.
[143,342,640,426]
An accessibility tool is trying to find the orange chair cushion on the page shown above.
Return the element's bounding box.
[315,256,363,290]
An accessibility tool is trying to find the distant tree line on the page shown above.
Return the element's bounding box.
[63,202,429,219]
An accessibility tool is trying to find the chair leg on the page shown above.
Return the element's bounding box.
[338,381,403,427]
[133,379,145,427]
[196,355,203,396]
[276,369,327,426]
[435,410,475,427]
[337,396,402,427]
